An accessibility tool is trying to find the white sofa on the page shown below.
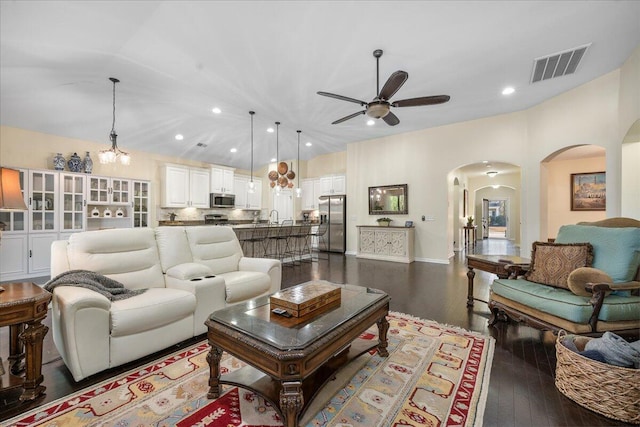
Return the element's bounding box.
[49,225,281,381]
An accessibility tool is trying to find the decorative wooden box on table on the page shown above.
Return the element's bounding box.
[270,281,341,317]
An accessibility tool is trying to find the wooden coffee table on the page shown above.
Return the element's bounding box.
[466,254,530,307]
[205,282,390,427]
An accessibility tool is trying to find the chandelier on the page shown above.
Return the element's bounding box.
[99,77,130,165]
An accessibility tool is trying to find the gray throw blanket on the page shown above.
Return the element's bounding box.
[45,270,146,301]
[585,331,640,368]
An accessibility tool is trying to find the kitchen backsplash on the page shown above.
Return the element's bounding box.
[157,207,268,222]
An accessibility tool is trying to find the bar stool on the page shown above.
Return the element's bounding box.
[309,222,328,261]
[274,220,294,263]
[291,224,311,264]
[245,224,269,257]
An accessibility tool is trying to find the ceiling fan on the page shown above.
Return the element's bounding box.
[318,49,450,126]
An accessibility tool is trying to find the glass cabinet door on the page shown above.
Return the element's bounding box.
[29,170,58,232]
[111,178,130,204]
[88,176,110,203]
[0,168,27,233]
[133,180,149,227]
[60,173,86,232]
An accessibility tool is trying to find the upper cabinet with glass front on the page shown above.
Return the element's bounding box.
[87,176,130,204]
[132,180,150,227]
[59,173,86,232]
[29,169,58,232]
[0,167,28,233]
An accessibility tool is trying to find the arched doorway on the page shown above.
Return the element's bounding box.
[450,161,521,251]
[540,144,606,240]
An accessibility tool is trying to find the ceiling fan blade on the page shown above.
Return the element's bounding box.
[379,71,408,101]
[382,111,400,126]
[317,91,367,106]
[331,110,365,125]
[392,95,450,108]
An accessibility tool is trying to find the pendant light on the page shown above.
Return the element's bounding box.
[275,122,282,194]
[295,130,302,198]
[98,77,130,165]
[247,111,255,194]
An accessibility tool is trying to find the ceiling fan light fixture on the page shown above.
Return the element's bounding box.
[366,102,390,119]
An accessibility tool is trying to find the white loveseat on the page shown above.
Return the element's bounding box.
[49,225,281,381]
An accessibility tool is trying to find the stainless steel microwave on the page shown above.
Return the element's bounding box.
[210,193,235,208]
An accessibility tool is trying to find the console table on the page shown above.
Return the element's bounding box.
[0,282,51,401]
[356,225,415,263]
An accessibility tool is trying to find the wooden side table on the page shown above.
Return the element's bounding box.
[0,282,51,401]
[463,225,477,248]
[465,255,530,307]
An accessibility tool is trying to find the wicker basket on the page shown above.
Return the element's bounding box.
[555,330,640,424]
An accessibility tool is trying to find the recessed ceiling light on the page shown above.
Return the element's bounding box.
[367,119,375,126]
[492,185,500,189]
[270,157,276,162]
[482,160,489,164]
[486,164,492,168]
[305,142,312,147]
[487,171,498,178]
[230,148,237,153]
[212,107,221,114]
[502,87,515,95]
[267,127,274,133]
[175,134,184,141]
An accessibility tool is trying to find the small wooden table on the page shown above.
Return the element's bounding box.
[205,283,389,427]
[463,225,477,248]
[466,255,530,307]
[0,282,51,401]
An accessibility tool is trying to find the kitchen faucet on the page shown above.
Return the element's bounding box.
[269,209,279,224]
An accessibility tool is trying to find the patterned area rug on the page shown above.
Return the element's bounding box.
[5,312,494,427]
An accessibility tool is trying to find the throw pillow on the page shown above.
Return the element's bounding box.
[567,267,613,297]
[525,242,594,289]
[555,225,640,283]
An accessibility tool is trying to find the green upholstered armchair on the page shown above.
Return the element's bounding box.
[488,218,640,335]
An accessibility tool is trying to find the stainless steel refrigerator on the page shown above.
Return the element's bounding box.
[318,195,346,253]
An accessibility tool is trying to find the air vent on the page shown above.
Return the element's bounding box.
[531,44,590,83]
[196,142,208,148]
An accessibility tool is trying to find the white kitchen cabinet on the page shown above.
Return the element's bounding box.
[161,164,210,208]
[234,175,262,209]
[356,225,415,263]
[210,166,234,194]
[301,178,321,210]
[87,176,130,205]
[59,173,86,232]
[28,169,58,233]
[132,180,150,227]
[28,233,59,275]
[319,175,345,195]
[233,175,248,208]
[0,234,28,279]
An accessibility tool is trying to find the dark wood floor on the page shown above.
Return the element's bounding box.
[0,239,626,426]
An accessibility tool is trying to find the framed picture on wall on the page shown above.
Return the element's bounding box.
[463,189,469,216]
[571,172,606,211]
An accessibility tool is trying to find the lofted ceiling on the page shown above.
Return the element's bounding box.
[1,1,639,171]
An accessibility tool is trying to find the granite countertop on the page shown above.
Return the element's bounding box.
[158,221,319,228]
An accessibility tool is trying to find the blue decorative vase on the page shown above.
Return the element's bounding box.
[83,151,93,174]
[53,153,65,171]
[67,152,83,173]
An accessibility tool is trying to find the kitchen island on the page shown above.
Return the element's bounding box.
[158,221,319,262]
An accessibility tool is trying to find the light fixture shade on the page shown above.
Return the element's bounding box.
[0,167,27,210]
[247,180,255,194]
